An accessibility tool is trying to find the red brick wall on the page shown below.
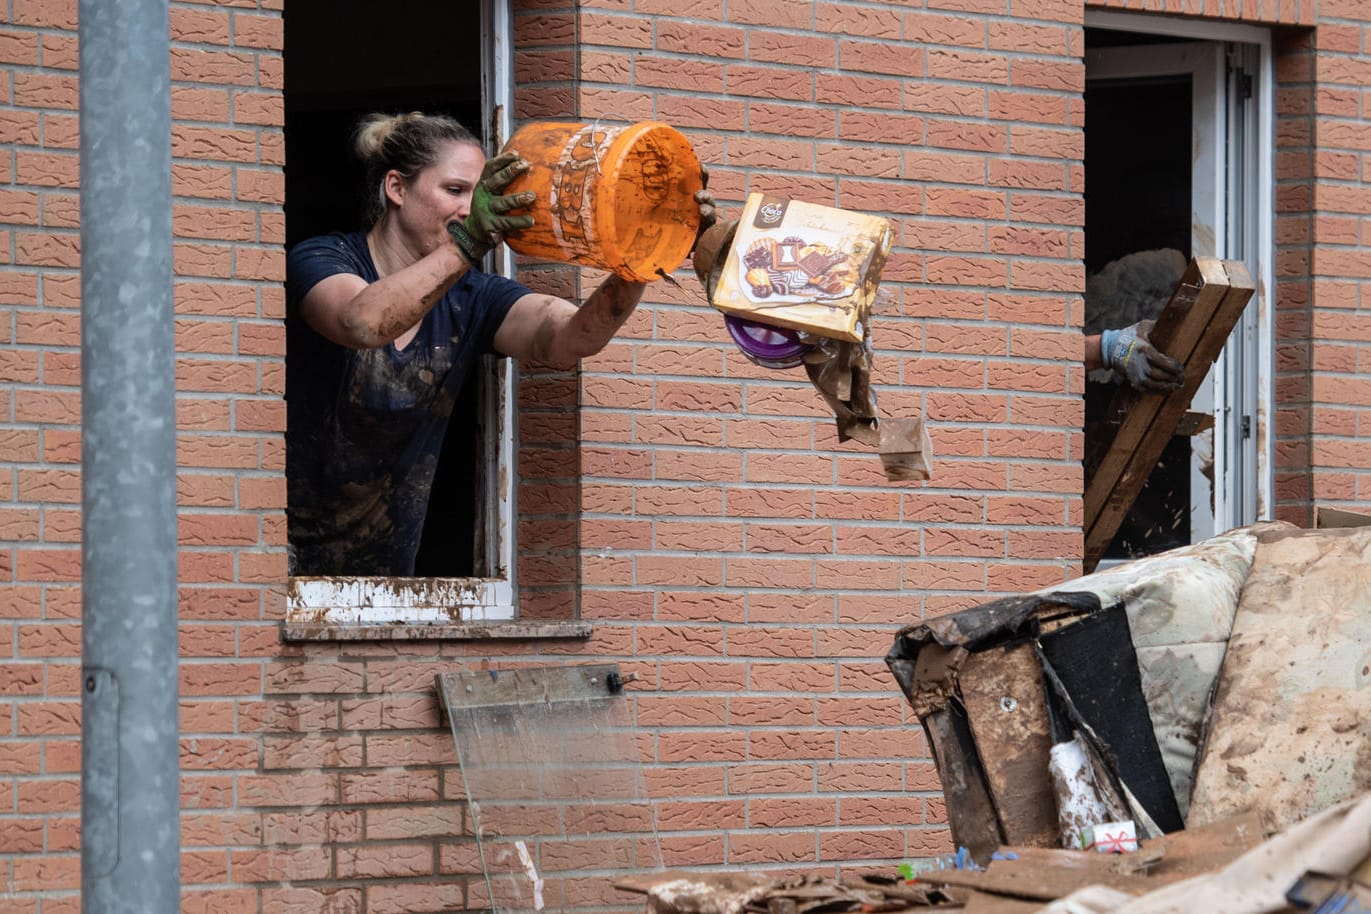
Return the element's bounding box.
[0,0,288,909]
[0,1,1361,913]
[1273,25,1316,524]
[1284,0,1371,520]
[512,5,585,622]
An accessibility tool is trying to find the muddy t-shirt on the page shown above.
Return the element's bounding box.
[286,231,529,576]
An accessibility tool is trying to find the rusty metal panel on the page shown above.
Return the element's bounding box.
[1189,525,1371,830]
[958,645,1060,848]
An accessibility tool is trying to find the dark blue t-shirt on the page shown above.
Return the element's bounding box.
[285,231,530,575]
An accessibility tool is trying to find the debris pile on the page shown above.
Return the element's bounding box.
[615,869,958,914]
[886,522,1371,862]
[621,796,1371,914]
[620,519,1371,914]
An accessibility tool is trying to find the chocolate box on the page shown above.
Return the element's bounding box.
[711,193,894,343]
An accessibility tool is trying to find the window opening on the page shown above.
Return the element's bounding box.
[1083,54,1194,559]
[283,0,515,622]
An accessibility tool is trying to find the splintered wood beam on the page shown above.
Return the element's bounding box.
[1082,257,1256,573]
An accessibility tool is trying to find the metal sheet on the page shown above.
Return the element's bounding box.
[958,645,1060,848]
[79,0,181,909]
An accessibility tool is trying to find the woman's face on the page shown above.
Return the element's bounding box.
[387,141,485,254]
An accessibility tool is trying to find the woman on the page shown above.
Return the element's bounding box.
[286,112,713,575]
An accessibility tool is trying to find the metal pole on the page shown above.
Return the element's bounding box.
[78,0,180,910]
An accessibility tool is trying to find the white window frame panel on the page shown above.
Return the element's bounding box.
[1085,11,1275,531]
[287,0,518,629]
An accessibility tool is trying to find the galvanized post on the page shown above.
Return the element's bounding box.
[78,0,180,911]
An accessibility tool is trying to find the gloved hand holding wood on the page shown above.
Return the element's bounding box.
[1100,319,1185,392]
[447,150,536,266]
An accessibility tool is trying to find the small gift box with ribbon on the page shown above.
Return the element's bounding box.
[1082,820,1138,853]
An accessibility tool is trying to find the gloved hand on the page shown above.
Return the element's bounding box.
[1100,319,1185,392]
[691,167,718,254]
[447,150,536,267]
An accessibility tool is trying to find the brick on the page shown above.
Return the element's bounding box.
[13,73,78,110]
[171,47,256,86]
[172,127,259,165]
[232,91,283,127]
[234,13,283,50]
[15,231,78,268]
[337,842,434,878]
[171,7,231,42]
[657,19,746,58]
[172,86,232,123]
[258,887,363,914]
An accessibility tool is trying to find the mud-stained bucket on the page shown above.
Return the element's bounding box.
[501,120,704,283]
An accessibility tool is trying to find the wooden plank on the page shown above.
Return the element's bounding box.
[958,646,1059,848]
[1083,258,1255,571]
[1082,258,1229,549]
[1141,810,1266,880]
[1173,410,1214,437]
[920,864,1155,900]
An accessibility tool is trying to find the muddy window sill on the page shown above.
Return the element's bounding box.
[281,620,592,642]
[284,576,590,642]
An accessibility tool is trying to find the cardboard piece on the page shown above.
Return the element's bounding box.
[879,417,933,482]
[711,192,894,343]
[1140,810,1266,880]
[923,861,1156,900]
[801,332,932,483]
[1314,504,1371,529]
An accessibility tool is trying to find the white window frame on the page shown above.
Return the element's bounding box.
[287,0,519,629]
[1085,10,1275,533]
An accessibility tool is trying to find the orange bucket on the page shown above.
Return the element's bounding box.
[500,121,704,283]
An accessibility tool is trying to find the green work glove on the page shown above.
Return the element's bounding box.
[447,150,536,267]
[1100,319,1185,393]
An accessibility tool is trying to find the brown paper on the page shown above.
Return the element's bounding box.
[802,328,932,482]
[878,418,932,482]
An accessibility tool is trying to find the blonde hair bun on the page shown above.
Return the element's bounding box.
[353,111,426,164]
[349,111,480,226]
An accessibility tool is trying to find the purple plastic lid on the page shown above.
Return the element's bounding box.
[725,314,812,369]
